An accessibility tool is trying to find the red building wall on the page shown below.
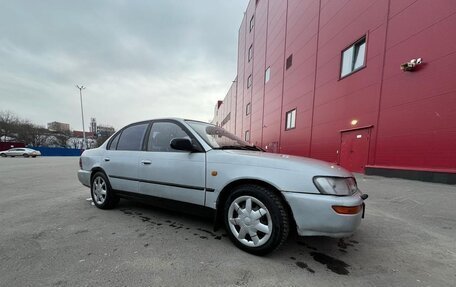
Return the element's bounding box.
[213,0,456,175]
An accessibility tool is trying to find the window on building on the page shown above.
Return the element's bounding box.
[247,74,252,88]
[265,67,271,83]
[248,44,253,62]
[285,109,296,130]
[246,103,251,115]
[117,123,149,151]
[250,15,255,32]
[286,54,293,70]
[245,130,250,142]
[341,36,366,78]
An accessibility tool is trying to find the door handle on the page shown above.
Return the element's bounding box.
[141,160,152,165]
[104,158,110,162]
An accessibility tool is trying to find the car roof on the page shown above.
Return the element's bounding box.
[126,118,212,126]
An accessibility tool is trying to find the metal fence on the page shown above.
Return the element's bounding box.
[30,147,83,156]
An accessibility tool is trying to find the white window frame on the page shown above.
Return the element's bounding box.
[285,109,296,130]
[246,103,251,115]
[245,130,250,142]
[248,44,253,62]
[250,15,254,32]
[265,66,271,83]
[340,36,366,78]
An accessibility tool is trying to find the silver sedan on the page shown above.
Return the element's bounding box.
[0,148,41,158]
[78,118,368,255]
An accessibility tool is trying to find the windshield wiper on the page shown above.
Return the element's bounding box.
[216,145,262,151]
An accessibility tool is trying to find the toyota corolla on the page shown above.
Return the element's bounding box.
[78,118,367,255]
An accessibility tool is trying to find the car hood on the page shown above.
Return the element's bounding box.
[208,149,352,177]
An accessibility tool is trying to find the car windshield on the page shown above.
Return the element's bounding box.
[186,120,262,151]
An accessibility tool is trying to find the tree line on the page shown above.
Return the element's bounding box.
[0,110,103,148]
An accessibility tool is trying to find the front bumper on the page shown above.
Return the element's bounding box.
[283,191,364,237]
[78,170,91,187]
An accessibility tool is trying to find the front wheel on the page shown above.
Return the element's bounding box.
[91,172,119,209]
[224,184,289,255]
[0,153,6,157]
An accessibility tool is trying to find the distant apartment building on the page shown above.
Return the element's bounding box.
[96,125,115,137]
[90,118,97,133]
[47,121,70,132]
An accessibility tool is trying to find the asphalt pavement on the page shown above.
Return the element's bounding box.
[0,157,455,286]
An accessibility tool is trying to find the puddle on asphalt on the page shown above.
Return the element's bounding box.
[118,208,227,242]
[289,256,315,273]
[293,238,357,275]
[310,252,350,275]
[296,261,315,273]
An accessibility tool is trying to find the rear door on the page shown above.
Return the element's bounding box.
[138,120,206,205]
[102,122,149,193]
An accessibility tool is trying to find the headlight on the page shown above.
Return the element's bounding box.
[313,177,358,196]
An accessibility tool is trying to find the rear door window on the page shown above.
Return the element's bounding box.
[108,132,121,150]
[116,123,149,151]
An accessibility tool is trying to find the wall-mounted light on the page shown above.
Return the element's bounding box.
[401,58,423,71]
[350,119,358,126]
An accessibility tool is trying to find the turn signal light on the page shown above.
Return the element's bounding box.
[332,205,362,215]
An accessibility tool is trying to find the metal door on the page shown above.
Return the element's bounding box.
[339,128,371,173]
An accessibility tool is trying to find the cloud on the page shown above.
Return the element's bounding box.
[0,0,247,130]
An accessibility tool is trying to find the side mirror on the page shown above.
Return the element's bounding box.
[170,138,200,152]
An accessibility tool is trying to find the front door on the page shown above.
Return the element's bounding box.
[138,120,206,205]
[339,128,371,173]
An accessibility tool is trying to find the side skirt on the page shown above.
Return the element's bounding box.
[114,190,216,219]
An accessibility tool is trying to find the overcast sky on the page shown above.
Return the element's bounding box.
[0,0,247,131]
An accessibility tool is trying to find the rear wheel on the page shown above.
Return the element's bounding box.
[91,172,119,209]
[0,153,6,157]
[224,184,289,255]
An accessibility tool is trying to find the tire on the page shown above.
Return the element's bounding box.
[91,172,119,209]
[224,184,289,255]
[0,153,6,157]
[23,154,29,158]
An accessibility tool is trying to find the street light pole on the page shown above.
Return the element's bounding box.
[76,85,87,149]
